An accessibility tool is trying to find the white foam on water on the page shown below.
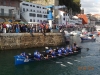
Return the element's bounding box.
[74,60,80,62]
[60,64,66,67]
[67,62,73,65]
[56,62,62,64]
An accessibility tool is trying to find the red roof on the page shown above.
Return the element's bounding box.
[77,14,88,25]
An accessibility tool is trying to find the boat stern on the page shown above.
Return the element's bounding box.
[14,55,26,65]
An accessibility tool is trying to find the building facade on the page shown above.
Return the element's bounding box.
[58,10,69,25]
[31,0,59,23]
[20,1,48,23]
[58,10,82,26]
[0,0,21,22]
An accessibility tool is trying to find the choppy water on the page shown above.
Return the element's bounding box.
[0,36,100,75]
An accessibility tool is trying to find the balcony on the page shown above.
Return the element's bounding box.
[0,13,15,17]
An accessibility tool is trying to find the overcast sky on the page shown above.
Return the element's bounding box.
[81,0,100,14]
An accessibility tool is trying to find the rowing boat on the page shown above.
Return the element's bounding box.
[14,47,81,65]
[80,37,96,42]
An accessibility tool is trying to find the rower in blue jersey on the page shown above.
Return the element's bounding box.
[36,52,41,60]
[61,47,65,53]
[46,48,52,53]
[34,50,38,58]
[66,45,73,54]
[63,48,69,55]
[20,52,26,57]
[51,49,56,58]
[58,49,62,56]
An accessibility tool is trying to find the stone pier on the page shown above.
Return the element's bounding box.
[0,33,66,50]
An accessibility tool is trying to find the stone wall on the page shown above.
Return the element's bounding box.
[0,33,66,50]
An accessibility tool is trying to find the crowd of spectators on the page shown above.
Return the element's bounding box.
[0,23,96,33]
[0,23,51,33]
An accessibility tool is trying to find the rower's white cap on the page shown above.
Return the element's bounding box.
[45,47,49,49]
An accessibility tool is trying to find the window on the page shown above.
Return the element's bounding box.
[22,3,29,6]
[27,9,28,11]
[30,9,32,12]
[30,19,32,22]
[23,8,25,12]
[37,20,39,22]
[63,13,65,16]
[37,6,39,8]
[37,14,42,17]
[30,5,32,7]
[37,14,40,17]
[33,10,35,12]
[40,20,42,22]
[33,5,35,7]
[40,14,42,17]
[33,14,36,17]
[33,19,35,22]
[44,15,47,18]
[43,7,44,9]
[43,7,46,9]
[29,13,36,17]
[63,18,65,20]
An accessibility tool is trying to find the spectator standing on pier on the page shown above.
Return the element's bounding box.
[3,23,6,33]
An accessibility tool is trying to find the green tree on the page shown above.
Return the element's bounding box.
[59,0,81,13]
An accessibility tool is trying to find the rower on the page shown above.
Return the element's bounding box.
[33,50,38,58]
[51,50,56,58]
[36,52,41,60]
[40,51,49,59]
[61,47,65,53]
[58,48,62,56]
[63,48,68,55]
[73,42,77,51]
[55,47,59,52]
[20,52,26,57]
[44,48,53,58]
[27,53,34,59]
[66,45,73,54]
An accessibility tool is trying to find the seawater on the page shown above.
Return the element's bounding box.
[0,36,100,75]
